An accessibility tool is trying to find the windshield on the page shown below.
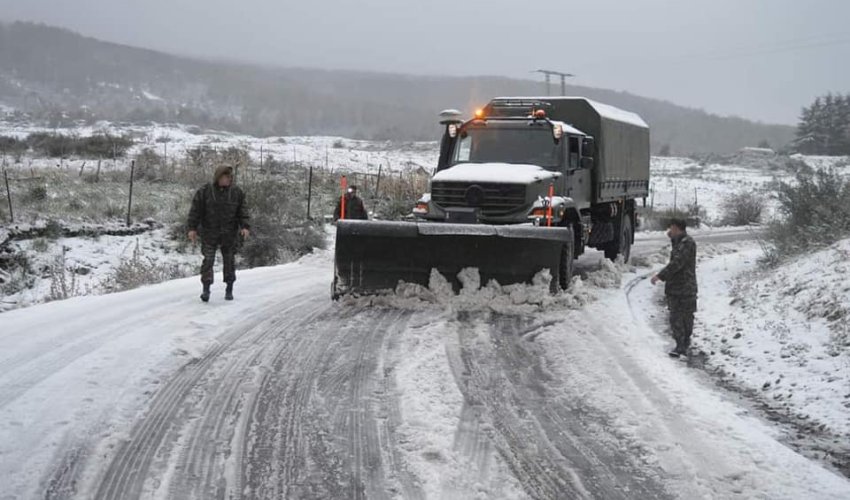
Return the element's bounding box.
[452,126,562,169]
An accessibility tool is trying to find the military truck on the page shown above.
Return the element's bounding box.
[333,97,650,298]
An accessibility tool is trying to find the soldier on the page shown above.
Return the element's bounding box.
[333,185,368,221]
[187,165,250,302]
[651,218,697,358]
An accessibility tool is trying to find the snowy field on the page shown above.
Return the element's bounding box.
[649,154,849,223]
[0,121,439,177]
[3,121,847,226]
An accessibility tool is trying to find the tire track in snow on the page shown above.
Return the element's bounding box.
[168,304,333,500]
[93,292,324,500]
[376,320,427,500]
[448,311,671,500]
[242,307,418,499]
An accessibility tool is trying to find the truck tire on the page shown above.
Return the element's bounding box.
[604,213,632,263]
[555,227,575,292]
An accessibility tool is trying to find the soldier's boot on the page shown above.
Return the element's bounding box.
[225,283,234,301]
[669,334,686,358]
[201,283,211,303]
[674,338,689,357]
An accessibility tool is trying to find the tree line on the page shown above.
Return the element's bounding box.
[795,93,850,155]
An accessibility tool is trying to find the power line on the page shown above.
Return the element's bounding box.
[573,33,850,72]
[531,69,575,96]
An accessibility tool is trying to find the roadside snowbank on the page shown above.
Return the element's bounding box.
[697,240,850,438]
[1,229,197,312]
[542,247,850,499]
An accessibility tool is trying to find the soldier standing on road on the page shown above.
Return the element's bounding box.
[651,218,698,358]
[333,185,368,221]
[187,165,250,302]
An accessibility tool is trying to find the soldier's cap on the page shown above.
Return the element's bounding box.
[214,165,234,182]
[669,218,687,230]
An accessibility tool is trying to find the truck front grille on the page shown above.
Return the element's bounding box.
[431,182,527,216]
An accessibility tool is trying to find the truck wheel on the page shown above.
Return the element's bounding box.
[331,277,341,301]
[557,228,575,291]
[604,214,633,263]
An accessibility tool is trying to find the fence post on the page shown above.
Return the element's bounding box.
[673,185,677,212]
[78,161,86,177]
[375,163,382,199]
[3,167,13,223]
[307,166,313,221]
[96,158,102,183]
[126,160,135,227]
[650,183,655,211]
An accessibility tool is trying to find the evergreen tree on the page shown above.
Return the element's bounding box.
[795,101,817,154]
[795,94,850,155]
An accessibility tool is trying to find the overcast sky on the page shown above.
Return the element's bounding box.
[2,0,848,124]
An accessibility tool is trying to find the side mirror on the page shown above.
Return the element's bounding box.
[580,157,595,170]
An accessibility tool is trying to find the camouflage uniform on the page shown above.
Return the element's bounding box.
[187,166,250,285]
[657,233,698,353]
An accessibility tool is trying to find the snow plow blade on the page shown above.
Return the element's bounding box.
[332,220,571,298]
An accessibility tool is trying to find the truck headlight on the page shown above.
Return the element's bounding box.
[413,202,429,214]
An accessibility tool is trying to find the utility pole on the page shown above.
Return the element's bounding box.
[307,166,313,220]
[532,69,575,96]
[375,163,382,199]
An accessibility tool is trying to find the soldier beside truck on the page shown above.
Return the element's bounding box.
[333,96,650,298]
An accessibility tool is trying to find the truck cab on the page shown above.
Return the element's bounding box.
[416,109,595,225]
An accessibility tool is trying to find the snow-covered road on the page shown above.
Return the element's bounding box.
[1,228,849,499]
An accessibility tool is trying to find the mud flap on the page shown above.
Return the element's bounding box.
[333,220,571,298]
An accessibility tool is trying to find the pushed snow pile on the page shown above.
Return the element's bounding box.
[342,262,627,315]
[583,258,624,288]
[698,240,850,438]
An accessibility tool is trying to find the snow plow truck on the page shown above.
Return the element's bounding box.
[333,97,650,299]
